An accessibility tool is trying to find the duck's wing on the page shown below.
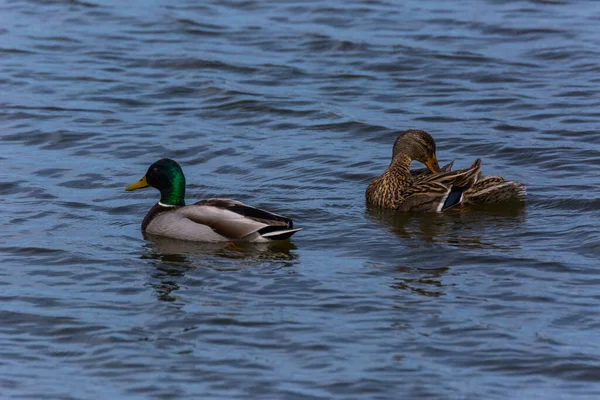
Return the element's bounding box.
[179,198,300,240]
[418,158,481,188]
[441,161,455,172]
[410,161,454,178]
[401,159,482,211]
[463,176,526,205]
[400,181,458,212]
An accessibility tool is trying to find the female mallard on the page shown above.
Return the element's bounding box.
[126,159,302,242]
[365,129,483,211]
[366,129,525,211]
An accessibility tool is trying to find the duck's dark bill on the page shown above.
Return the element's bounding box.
[126,175,149,191]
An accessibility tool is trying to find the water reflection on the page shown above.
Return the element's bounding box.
[143,234,299,261]
[366,202,526,250]
[390,265,449,298]
[140,236,299,301]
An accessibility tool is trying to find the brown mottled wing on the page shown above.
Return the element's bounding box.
[398,181,451,212]
[398,159,482,211]
[467,175,505,191]
[441,161,455,172]
[464,177,526,205]
[418,158,481,188]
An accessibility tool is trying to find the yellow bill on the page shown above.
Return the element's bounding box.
[125,175,149,191]
[425,154,441,174]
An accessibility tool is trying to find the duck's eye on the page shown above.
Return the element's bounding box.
[152,167,158,173]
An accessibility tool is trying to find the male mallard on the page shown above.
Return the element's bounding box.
[366,129,525,211]
[126,159,302,242]
[366,129,483,211]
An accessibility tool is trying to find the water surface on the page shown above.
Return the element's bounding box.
[2,0,600,398]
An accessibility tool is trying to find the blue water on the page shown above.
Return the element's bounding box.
[2,0,600,398]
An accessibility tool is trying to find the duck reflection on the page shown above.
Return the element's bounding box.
[366,201,526,250]
[140,235,298,301]
[390,265,449,298]
[141,249,191,302]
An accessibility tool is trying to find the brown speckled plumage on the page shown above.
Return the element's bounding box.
[410,161,454,180]
[366,129,526,211]
[463,175,526,205]
[366,130,482,211]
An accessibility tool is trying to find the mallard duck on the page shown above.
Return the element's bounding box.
[366,129,525,211]
[126,159,302,242]
[365,129,484,211]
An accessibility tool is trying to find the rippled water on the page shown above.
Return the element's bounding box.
[2,0,600,398]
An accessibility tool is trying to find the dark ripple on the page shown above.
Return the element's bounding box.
[129,57,259,74]
[303,34,369,53]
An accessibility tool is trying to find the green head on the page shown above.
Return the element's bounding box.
[125,158,186,206]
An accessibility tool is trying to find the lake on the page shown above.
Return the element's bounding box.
[2,0,600,398]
